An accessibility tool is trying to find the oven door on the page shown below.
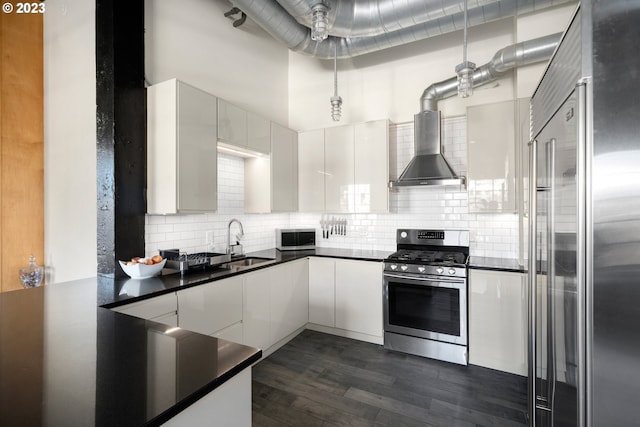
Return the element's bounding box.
[383,272,467,346]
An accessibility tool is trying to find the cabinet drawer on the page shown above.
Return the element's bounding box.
[178,276,243,336]
[112,292,177,320]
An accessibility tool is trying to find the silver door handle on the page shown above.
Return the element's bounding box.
[528,138,538,427]
[546,138,557,411]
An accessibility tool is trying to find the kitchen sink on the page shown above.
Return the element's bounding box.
[219,257,275,272]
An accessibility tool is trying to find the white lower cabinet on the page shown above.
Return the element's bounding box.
[177,276,243,337]
[111,292,178,326]
[212,321,244,343]
[243,259,309,351]
[162,367,251,427]
[308,257,336,327]
[335,259,383,338]
[270,258,309,345]
[242,269,272,350]
[308,257,383,344]
[469,269,527,375]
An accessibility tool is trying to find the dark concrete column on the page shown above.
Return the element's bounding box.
[95,0,146,277]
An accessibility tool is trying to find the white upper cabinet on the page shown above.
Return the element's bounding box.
[325,125,355,212]
[244,122,298,213]
[298,129,326,212]
[147,79,217,214]
[247,111,271,154]
[467,100,516,213]
[217,98,247,147]
[271,123,298,212]
[298,119,389,213]
[354,120,389,213]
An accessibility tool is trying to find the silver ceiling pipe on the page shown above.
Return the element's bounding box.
[276,0,503,38]
[230,0,575,59]
[420,32,562,111]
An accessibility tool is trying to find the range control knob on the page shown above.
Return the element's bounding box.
[418,266,426,273]
[400,231,408,239]
[436,267,444,274]
[448,268,456,275]
[400,265,408,271]
[390,264,398,270]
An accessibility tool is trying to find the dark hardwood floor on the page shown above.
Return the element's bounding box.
[252,330,528,426]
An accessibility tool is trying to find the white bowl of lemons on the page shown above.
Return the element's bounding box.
[119,255,166,279]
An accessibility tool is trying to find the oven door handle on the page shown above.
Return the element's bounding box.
[383,273,465,285]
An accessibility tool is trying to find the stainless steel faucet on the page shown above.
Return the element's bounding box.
[227,218,244,257]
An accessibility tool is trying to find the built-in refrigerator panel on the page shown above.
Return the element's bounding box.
[530,2,640,426]
[532,89,580,427]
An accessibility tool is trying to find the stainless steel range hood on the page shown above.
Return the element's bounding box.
[390,33,562,188]
[390,110,465,187]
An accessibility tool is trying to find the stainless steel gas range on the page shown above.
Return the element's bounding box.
[383,229,470,365]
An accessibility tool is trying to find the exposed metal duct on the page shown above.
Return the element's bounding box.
[276,0,501,38]
[229,0,575,59]
[390,32,562,188]
[420,32,563,111]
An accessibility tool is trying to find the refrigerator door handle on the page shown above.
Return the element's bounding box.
[545,138,557,415]
[528,138,538,426]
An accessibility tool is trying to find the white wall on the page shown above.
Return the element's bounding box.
[44,0,97,283]
[145,0,290,126]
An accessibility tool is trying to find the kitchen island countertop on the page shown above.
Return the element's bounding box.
[0,276,261,426]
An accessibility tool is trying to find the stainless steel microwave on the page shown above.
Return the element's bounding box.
[275,228,316,251]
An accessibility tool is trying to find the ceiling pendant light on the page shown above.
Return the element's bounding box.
[330,43,342,121]
[311,2,329,41]
[455,0,475,98]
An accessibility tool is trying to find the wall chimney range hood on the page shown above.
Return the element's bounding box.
[390,33,562,188]
[390,111,464,187]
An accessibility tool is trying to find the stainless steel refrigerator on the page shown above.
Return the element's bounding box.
[528,2,640,426]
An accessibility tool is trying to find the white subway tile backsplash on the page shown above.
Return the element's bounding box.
[145,119,520,259]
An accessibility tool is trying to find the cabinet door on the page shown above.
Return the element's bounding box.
[467,100,516,212]
[354,120,389,213]
[217,98,247,147]
[247,112,270,154]
[270,259,309,344]
[147,79,217,214]
[177,81,218,212]
[112,292,177,322]
[271,123,298,212]
[469,270,527,375]
[308,257,335,327]
[298,129,325,212]
[244,156,271,213]
[325,125,354,212]
[243,269,271,350]
[212,321,244,343]
[335,259,383,337]
[178,276,243,336]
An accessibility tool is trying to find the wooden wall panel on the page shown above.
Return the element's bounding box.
[0,4,44,292]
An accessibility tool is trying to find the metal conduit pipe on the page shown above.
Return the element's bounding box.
[420,32,562,111]
[230,0,575,59]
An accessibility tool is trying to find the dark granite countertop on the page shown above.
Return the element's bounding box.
[0,277,261,426]
[0,247,388,426]
[469,256,526,273]
[101,247,392,309]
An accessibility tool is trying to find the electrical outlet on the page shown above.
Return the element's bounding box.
[206,231,214,245]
